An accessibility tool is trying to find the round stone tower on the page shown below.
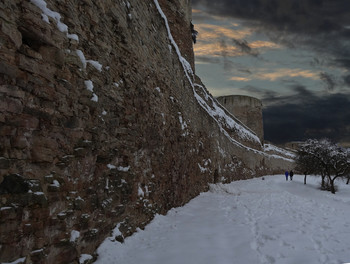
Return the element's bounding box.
[216,95,264,143]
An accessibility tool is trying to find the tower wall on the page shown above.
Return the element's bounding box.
[217,95,264,143]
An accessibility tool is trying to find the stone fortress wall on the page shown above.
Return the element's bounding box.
[0,0,293,263]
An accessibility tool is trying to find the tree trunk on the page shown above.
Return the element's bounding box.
[304,174,307,184]
[214,169,219,184]
[321,175,326,189]
[330,178,336,194]
[347,178,349,185]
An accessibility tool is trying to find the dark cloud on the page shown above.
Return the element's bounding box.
[219,39,228,58]
[192,0,350,144]
[192,0,350,35]
[219,39,234,71]
[240,85,279,101]
[336,59,350,69]
[263,92,350,144]
[320,72,336,91]
[260,84,312,107]
[343,74,350,86]
[243,85,265,94]
[193,0,350,70]
[290,85,314,100]
[238,68,252,75]
[308,36,350,70]
[310,57,326,68]
[232,39,259,57]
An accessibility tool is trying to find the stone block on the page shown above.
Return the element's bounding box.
[73,196,85,210]
[0,97,23,113]
[0,157,10,169]
[19,44,43,60]
[0,61,22,79]
[39,45,65,67]
[0,125,16,136]
[25,193,48,208]
[8,148,30,160]
[11,135,29,149]
[29,248,47,263]
[52,245,78,264]
[47,176,65,192]
[8,114,39,129]
[31,146,56,163]
[0,206,17,220]
[19,12,65,49]
[0,85,26,99]
[0,220,23,243]
[1,21,22,49]
[65,116,83,129]
[18,54,40,74]
[22,223,34,235]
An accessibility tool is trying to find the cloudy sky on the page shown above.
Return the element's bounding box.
[191,0,350,146]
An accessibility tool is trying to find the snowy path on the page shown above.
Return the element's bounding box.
[94,175,350,264]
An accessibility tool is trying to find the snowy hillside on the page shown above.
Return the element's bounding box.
[94,175,350,264]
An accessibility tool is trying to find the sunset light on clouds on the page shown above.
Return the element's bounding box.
[228,68,319,82]
[195,23,251,40]
[192,8,321,97]
[192,0,350,145]
[255,68,319,81]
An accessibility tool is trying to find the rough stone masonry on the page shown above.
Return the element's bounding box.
[0,0,293,263]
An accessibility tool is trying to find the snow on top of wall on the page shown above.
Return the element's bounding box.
[91,93,99,102]
[84,80,98,102]
[264,144,295,158]
[84,80,94,92]
[29,0,85,43]
[138,185,145,197]
[117,166,130,172]
[153,0,258,143]
[79,254,93,264]
[67,33,79,41]
[194,83,261,143]
[30,0,105,105]
[178,112,189,136]
[153,0,193,81]
[198,163,208,173]
[1,257,27,264]
[76,50,87,68]
[86,60,103,72]
[50,180,60,187]
[70,230,80,242]
[76,52,103,72]
[153,0,293,162]
[30,0,79,41]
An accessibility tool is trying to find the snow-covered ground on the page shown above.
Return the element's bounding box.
[94,175,350,264]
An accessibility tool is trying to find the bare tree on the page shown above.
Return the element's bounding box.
[296,139,350,194]
[346,149,350,185]
[325,145,349,193]
[295,145,320,184]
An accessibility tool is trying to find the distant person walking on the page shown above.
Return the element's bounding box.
[285,171,289,181]
[290,170,294,181]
